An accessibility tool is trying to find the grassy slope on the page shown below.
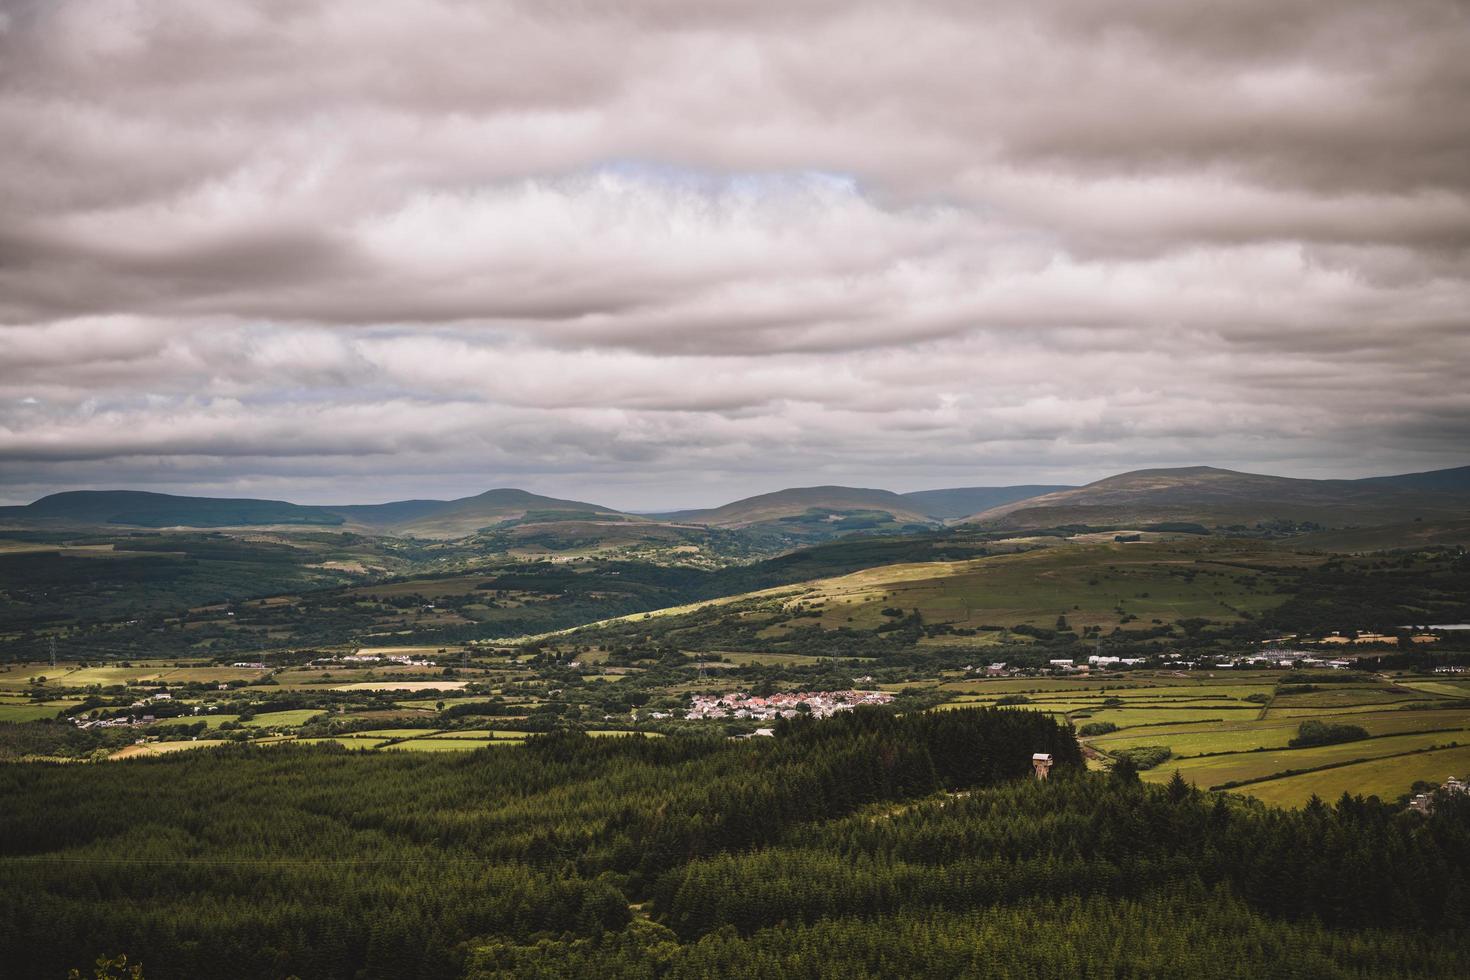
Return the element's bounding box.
[964,465,1470,529]
[530,538,1317,643]
[657,486,938,527]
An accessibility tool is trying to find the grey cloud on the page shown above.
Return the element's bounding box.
[0,0,1466,502]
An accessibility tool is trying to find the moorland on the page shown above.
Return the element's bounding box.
[3,463,1470,978]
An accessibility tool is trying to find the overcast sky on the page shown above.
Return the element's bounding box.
[2,0,1468,509]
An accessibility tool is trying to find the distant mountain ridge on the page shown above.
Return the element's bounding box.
[0,490,344,529]
[0,488,628,539]
[654,486,938,528]
[962,465,1470,528]
[3,464,1465,539]
[332,488,629,538]
[899,485,1072,520]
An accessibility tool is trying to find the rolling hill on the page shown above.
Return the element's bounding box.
[961,465,1470,529]
[332,488,633,538]
[898,485,1071,520]
[0,488,633,538]
[655,486,939,528]
[1355,464,1470,495]
[5,464,1464,542]
[0,491,345,529]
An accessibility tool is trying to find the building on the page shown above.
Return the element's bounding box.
[1032,753,1054,780]
[1408,775,1469,814]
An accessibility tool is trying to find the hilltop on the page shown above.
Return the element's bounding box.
[0,488,635,539]
[655,485,939,529]
[333,488,634,538]
[0,490,345,529]
[2,464,1464,545]
[962,465,1470,529]
[898,484,1071,520]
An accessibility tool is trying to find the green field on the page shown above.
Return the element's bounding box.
[157,713,241,730]
[1396,680,1470,699]
[380,738,502,751]
[0,702,68,722]
[242,709,323,728]
[1091,721,1304,757]
[585,729,665,738]
[1265,702,1442,718]
[791,541,1306,636]
[424,729,533,740]
[1243,745,1470,807]
[293,737,389,749]
[333,681,469,692]
[927,669,1470,808]
[1070,706,1253,727]
[1141,730,1469,791]
[110,739,231,759]
[1270,687,1435,708]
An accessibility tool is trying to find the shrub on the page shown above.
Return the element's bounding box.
[1114,745,1172,770]
[1288,721,1368,748]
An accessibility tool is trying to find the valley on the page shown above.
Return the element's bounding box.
[4,463,1469,978]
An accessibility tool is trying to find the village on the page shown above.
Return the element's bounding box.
[684,689,894,721]
[1408,776,1470,815]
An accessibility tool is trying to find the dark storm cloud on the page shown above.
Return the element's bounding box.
[0,0,1466,507]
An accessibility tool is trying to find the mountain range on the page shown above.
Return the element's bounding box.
[965,465,1470,529]
[1,464,1466,540]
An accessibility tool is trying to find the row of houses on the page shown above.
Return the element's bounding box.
[310,653,436,667]
[1408,776,1469,815]
[1212,650,1354,669]
[686,690,894,721]
[73,714,155,730]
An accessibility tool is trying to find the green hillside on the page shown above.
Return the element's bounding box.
[965,465,1470,529]
[0,491,344,529]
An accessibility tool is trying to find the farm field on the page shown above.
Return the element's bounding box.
[1088,709,1470,756]
[585,729,664,738]
[1270,687,1436,708]
[1001,669,1470,807]
[381,738,502,751]
[1264,702,1444,718]
[332,680,469,691]
[424,729,533,739]
[1070,706,1258,726]
[1396,680,1470,699]
[1243,745,1470,807]
[1138,730,1470,790]
[241,709,323,728]
[0,661,270,693]
[109,739,231,759]
[934,677,1279,696]
[1090,721,1304,757]
[157,713,241,729]
[293,737,389,749]
[784,541,1311,636]
[0,701,72,722]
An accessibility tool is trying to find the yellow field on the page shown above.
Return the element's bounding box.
[381,739,498,751]
[332,681,469,691]
[1241,745,1470,808]
[110,739,230,759]
[1142,731,1468,791]
[243,709,323,728]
